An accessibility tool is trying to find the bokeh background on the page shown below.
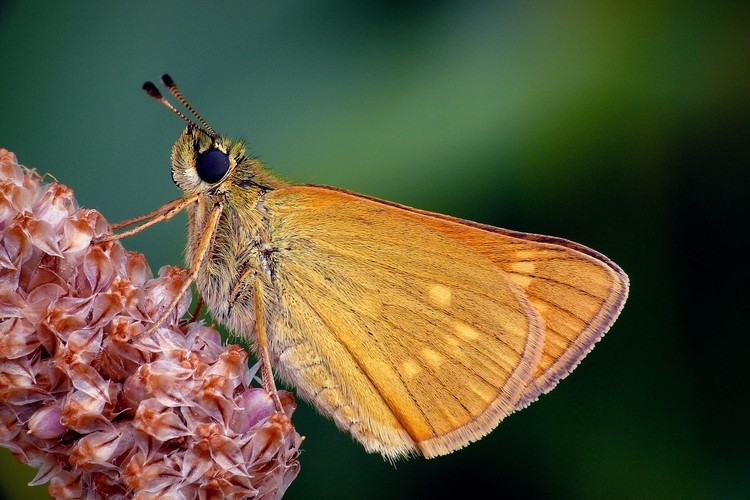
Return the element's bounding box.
[1,2,748,499]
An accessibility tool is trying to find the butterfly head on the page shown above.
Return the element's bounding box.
[170,126,251,194]
[144,74,285,196]
[142,75,251,195]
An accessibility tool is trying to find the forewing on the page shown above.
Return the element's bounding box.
[344,190,630,408]
[263,186,544,458]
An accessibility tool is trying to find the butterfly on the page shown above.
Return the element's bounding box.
[104,74,628,460]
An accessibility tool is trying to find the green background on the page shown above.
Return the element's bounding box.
[1,2,748,499]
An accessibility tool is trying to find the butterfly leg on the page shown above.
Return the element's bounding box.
[97,194,199,242]
[189,296,205,323]
[254,274,284,413]
[131,202,223,341]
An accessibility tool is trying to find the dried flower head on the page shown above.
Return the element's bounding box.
[0,149,302,499]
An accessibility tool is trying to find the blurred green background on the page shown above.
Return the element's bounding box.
[1,1,748,499]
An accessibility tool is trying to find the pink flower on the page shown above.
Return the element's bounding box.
[0,149,302,499]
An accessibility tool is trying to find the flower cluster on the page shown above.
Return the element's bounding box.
[0,149,301,499]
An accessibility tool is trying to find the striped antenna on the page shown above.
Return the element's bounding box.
[142,78,216,139]
[160,74,217,137]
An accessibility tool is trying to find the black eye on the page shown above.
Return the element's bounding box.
[196,149,230,183]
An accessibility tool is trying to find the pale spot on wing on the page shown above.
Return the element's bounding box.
[510,261,536,274]
[471,383,496,404]
[514,250,540,260]
[531,299,549,315]
[421,347,444,369]
[453,321,479,340]
[443,334,464,356]
[507,273,533,289]
[428,284,452,308]
[402,359,422,379]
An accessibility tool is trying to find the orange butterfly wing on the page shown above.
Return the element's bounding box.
[383,197,630,407]
[261,185,627,458]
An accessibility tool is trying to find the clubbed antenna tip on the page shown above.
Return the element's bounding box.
[161,73,175,88]
[142,81,163,100]
[141,75,216,139]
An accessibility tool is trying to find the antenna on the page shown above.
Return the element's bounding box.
[160,74,217,137]
[142,77,216,139]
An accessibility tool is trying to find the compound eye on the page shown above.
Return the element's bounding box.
[196,149,230,183]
